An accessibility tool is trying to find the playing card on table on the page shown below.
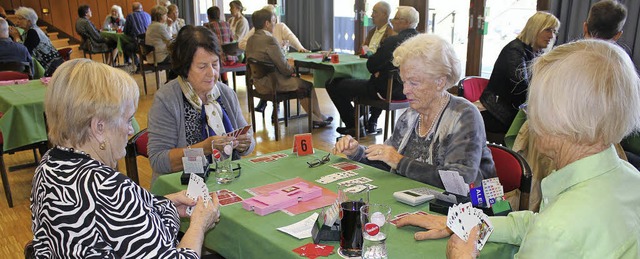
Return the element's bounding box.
[342,183,377,193]
[216,189,243,206]
[337,177,373,187]
[330,162,362,171]
[315,171,358,184]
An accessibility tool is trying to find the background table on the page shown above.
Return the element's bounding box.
[100,31,131,53]
[151,150,518,258]
[288,52,370,88]
[0,80,140,151]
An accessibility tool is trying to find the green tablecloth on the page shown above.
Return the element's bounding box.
[0,79,141,151]
[100,31,131,53]
[151,150,518,259]
[288,52,370,88]
[0,80,47,150]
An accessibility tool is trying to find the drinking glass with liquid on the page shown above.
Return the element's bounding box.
[339,185,370,257]
[360,204,392,259]
[211,137,236,184]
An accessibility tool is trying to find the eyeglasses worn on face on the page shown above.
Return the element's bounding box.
[307,153,331,168]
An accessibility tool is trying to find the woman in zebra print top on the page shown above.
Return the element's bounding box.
[31,59,220,258]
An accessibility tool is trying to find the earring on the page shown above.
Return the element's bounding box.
[99,141,106,150]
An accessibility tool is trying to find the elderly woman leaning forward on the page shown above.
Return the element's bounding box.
[148,25,255,184]
[397,39,640,258]
[333,34,496,189]
[31,59,219,258]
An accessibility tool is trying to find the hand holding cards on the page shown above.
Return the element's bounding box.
[446,202,494,251]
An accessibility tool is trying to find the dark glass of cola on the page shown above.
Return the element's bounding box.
[340,200,366,257]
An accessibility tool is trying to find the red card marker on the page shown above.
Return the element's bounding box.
[364,223,380,236]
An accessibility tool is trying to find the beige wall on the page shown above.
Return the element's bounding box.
[0,0,157,41]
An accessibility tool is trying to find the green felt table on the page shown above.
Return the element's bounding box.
[288,52,370,88]
[150,149,518,258]
[100,30,132,53]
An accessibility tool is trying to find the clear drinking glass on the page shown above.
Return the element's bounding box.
[360,204,392,259]
[212,138,236,184]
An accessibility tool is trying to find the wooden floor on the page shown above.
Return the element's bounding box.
[0,65,389,257]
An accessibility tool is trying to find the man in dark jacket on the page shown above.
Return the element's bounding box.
[327,6,419,137]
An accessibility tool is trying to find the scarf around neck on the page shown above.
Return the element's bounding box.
[178,76,231,137]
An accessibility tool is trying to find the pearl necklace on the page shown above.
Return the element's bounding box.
[418,94,450,138]
[56,146,90,157]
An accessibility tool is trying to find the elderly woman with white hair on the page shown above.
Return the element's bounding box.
[397,39,640,258]
[13,7,63,77]
[333,34,496,189]
[102,5,126,30]
[479,11,560,143]
[31,59,219,258]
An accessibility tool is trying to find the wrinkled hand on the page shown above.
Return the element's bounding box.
[332,135,359,157]
[190,194,220,231]
[395,213,452,240]
[299,48,310,53]
[9,26,21,41]
[447,225,479,259]
[165,190,196,218]
[364,144,403,169]
[235,133,253,153]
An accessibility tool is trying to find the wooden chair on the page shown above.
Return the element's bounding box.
[124,128,148,185]
[79,35,111,64]
[57,47,73,62]
[0,61,32,79]
[457,76,489,102]
[220,42,246,91]
[136,34,172,94]
[354,69,410,140]
[487,143,532,210]
[246,57,313,141]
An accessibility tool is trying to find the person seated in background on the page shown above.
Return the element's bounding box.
[239,5,308,52]
[102,5,126,30]
[398,39,640,259]
[158,0,171,7]
[228,0,249,41]
[32,58,219,258]
[327,6,419,137]
[167,4,185,38]
[13,7,63,77]
[332,34,496,190]
[204,6,237,65]
[148,25,255,184]
[76,5,118,65]
[145,5,171,65]
[362,1,396,55]
[245,9,332,128]
[241,4,309,113]
[0,18,31,68]
[478,12,559,144]
[584,0,626,41]
[123,2,151,66]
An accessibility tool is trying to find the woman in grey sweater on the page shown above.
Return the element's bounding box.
[333,34,495,189]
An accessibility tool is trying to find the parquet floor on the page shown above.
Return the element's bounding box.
[0,68,387,258]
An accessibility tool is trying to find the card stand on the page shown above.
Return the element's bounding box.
[481,200,512,216]
[242,182,322,216]
[312,222,340,244]
[180,167,212,185]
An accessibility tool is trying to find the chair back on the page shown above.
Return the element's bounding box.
[124,128,148,184]
[246,57,276,80]
[458,76,489,102]
[0,61,31,77]
[487,143,531,193]
[0,71,29,81]
[57,47,73,61]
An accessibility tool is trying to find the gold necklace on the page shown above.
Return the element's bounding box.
[417,94,450,138]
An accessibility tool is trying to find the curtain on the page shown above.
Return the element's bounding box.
[550,0,640,69]
[284,0,333,51]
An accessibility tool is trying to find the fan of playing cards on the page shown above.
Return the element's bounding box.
[446,202,494,251]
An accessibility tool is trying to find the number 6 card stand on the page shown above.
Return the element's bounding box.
[293,133,314,156]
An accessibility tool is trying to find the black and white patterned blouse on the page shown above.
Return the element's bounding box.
[31,147,198,258]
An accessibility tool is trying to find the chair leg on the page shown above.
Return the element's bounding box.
[140,66,148,95]
[284,100,289,127]
[354,101,361,141]
[273,102,280,141]
[154,68,161,90]
[0,156,13,208]
[248,94,257,135]
[384,109,391,140]
[308,90,313,133]
[232,72,237,92]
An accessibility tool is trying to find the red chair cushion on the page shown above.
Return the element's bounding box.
[462,77,489,102]
[223,63,246,69]
[135,131,149,157]
[0,71,29,81]
[488,146,522,193]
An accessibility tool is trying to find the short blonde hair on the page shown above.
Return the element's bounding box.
[150,5,168,22]
[45,59,139,147]
[393,33,461,89]
[395,6,419,28]
[517,11,560,49]
[15,7,38,26]
[528,39,640,145]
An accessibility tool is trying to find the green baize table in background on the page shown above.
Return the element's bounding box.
[151,150,518,258]
[100,30,132,53]
[0,79,140,151]
[288,52,370,88]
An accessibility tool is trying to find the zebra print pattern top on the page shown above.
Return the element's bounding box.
[30,147,198,258]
